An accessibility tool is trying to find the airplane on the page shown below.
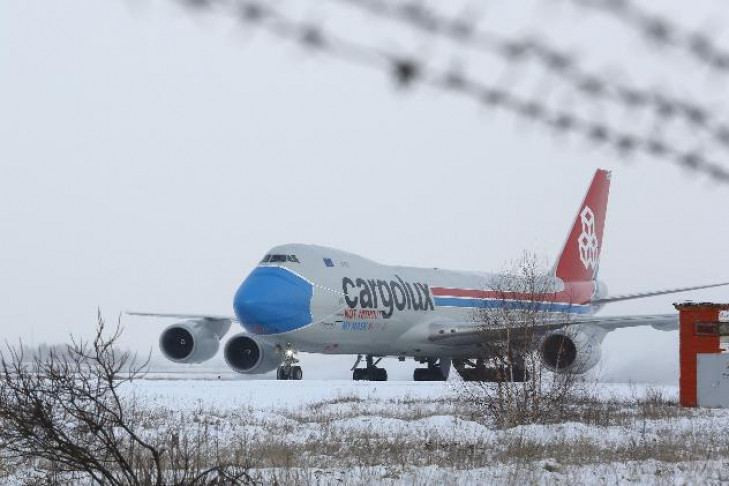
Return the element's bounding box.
[129,169,728,381]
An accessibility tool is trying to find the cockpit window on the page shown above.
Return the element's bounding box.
[261,254,300,264]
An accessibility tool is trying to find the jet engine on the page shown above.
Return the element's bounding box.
[540,325,606,374]
[224,333,283,374]
[159,319,231,364]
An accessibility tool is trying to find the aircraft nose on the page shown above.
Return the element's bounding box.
[233,266,313,335]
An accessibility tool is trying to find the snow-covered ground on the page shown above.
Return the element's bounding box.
[129,378,668,410]
[118,378,729,484]
[132,378,455,409]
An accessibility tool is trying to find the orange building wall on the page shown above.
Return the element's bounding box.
[675,304,727,407]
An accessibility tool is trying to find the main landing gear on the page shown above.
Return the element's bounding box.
[413,358,451,381]
[276,345,303,380]
[352,355,388,381]
[452,358,528,382]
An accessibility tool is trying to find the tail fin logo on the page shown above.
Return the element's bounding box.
[578,206,599,270]
[553,169,609,282]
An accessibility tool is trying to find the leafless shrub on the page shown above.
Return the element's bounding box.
[0,312,256,485]
[631,383,680,422]
[456,252,589,428]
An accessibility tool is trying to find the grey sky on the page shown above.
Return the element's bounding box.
[1,0,727,382]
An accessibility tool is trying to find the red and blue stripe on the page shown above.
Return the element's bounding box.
[430,286,595,314]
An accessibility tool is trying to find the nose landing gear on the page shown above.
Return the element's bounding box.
[277,365,302,380]
[351,355,388,381]
[276,344,303,380]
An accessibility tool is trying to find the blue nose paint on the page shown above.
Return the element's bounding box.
[233,266,313,335]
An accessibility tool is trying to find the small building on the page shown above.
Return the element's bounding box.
[674,302,729,407]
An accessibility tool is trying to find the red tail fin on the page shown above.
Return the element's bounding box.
[553,169,611,282]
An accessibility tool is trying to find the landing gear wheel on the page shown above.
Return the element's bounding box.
[352,367,387,381]
[413,358,449,381]
[372,368,388,381]
[352,355,388,381]
[453,359,487,382]
[453,359,528,382]
[413,368,428,381]
[292,366,303,381]
[276,366,289,380]
[413,368,446,381]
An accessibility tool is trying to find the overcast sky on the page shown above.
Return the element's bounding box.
[2,0,728,382]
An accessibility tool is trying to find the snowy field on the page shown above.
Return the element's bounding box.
[116,378,729,485]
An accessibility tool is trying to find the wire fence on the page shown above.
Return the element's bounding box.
[173,0,729,184]
[568,0,729,75]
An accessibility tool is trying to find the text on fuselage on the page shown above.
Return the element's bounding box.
[343,309,379,320]
[342,275,434,318]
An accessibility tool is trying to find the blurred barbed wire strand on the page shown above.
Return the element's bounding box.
[566,0,729,75]
[176,0,729,183]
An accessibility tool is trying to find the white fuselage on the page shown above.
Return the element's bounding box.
[233,244,597,359]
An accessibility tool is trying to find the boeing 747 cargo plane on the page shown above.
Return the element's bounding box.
[129,170,728,381]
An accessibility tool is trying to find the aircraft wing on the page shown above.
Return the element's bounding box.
[428,313,678,344]
[590,281,729,305]
[125,311,236,322]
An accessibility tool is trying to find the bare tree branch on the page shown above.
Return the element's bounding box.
[0,313,257,485]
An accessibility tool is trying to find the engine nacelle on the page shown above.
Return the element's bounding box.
[540,325,606,374]
[159,319,231,364]
[224,333,283,374]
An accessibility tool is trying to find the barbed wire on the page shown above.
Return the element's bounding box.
[329,0,729,158]
[175,0,729,184]
[566,0,729,74]
[337,1,718,136]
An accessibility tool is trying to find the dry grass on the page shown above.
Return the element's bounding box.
[2,385,729,484]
